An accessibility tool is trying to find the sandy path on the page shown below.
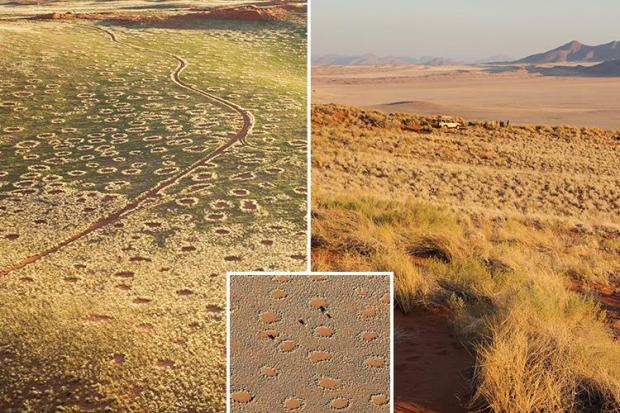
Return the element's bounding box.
[0,24,255,276]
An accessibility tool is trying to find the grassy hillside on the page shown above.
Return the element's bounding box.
[311,104,620,412]
[313,104,620,228]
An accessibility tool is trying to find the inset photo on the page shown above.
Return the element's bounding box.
[227,272,393,412]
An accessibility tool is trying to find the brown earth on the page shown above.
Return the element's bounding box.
[395,402,439,413]
[395,307,473,413]
[571,281,620,337]
[32,11,167,23]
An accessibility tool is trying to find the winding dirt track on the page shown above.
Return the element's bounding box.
[0,24,255,276]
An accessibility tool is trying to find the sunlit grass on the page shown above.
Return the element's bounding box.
[312,191,620,411]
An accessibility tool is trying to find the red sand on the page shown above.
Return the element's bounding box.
[395,308,473,413]
[571,280,620,337]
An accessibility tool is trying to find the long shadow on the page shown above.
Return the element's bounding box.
[481,62,620,77]
[97,12,306,33]
[481,64,523,74]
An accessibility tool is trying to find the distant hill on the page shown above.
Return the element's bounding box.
[473,54,515,64]
[312,54,414,65]
[312,53,462,66]
[515,40,620,64]
[580,59,620,76]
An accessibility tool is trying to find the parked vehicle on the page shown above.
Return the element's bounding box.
[435,116,461,129]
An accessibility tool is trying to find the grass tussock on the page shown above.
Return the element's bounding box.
[312,191,620,412]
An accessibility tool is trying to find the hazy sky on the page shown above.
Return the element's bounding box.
[312,0,620,61]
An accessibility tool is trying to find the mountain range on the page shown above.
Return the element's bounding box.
[312,53,459,66]
[313,41,620,76]
[514,40,620,64]
[312,53,518,66]
[314,41,620,65]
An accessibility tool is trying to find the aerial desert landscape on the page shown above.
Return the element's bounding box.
[311,105,620,412]
[0,1,306,410]
[229,273,391,411]
[313,41,620,129]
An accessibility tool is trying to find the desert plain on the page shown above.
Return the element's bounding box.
[313,64,620,128]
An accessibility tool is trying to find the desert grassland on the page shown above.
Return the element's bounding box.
[0,16,306,412]
[230,274,390,411]
[311,105,620,411]
[313,105,620,229]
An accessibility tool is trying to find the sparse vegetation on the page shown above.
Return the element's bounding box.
[312,104,620,412]
[313,104,620,228]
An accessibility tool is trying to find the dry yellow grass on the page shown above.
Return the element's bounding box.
[313,104,620,229]
[311,104,620,412]
[313,192,620,412]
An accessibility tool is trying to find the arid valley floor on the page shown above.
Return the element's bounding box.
[313,64,620,129]
[0,2,306,411]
